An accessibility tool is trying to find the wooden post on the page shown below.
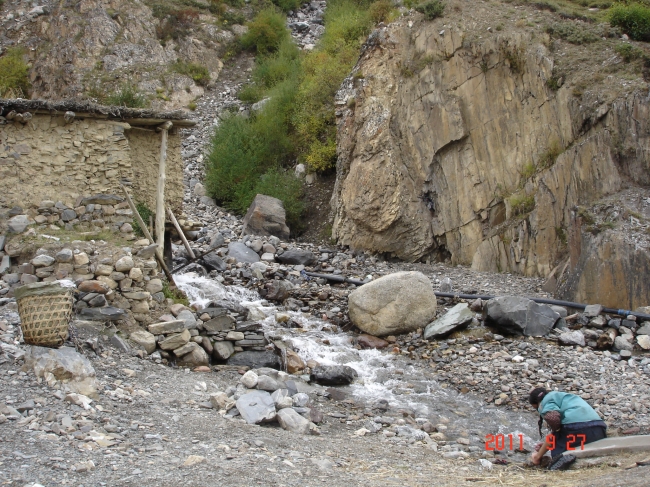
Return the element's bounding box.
[119,184,176,286]
[167,206,195,260]
[155,121,172,253]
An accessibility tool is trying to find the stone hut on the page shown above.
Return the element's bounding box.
[0,99,195,213]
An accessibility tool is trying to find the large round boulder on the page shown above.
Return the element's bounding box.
[347,271,437,337]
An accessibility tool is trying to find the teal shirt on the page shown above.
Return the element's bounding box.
[538,391,601,425]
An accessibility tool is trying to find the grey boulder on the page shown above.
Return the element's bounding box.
[236,390,277,424]
[277,249,317,266]
[424,303,474,339]
[213,341,235,361]
[7,215,33,233]
[241,194,290,240]
[558,331,586,347]
[227,350,281,369]
[614,335,634,352]
[209,232,225,249]
[486,297,560,336]
[310,365,357,386]
[227,242,260,264]
[277,407,314,434]
[348,271,437,337]
[202,252,227,272]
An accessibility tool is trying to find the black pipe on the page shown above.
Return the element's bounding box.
[305,272,650,321]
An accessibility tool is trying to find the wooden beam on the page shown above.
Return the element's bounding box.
[119,184,175,286]
[155,126,168,256]
[167,206,196,260]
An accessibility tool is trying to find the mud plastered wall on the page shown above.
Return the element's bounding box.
[0,115,183,210]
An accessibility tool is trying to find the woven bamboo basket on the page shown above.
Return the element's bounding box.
[16,282,73,347]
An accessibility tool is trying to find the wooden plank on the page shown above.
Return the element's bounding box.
[155,127,168,255]
[167,206,195,260]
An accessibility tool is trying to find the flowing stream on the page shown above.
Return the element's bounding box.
[175,272,540,454]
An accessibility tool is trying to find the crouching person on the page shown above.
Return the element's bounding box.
[529,387,607,470]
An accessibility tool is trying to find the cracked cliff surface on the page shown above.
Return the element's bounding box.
[332,5,650,307]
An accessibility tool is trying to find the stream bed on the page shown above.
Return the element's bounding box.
[175,272,540,458]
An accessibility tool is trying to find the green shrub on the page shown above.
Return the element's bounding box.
[0,47,30,97]
[272,0,301,12]
[610,3,650,41]
[173,61,210,85]
[105,84,149,108]
[155,8,199,42]
[133,202,153,238]
[241,9,290,54]
[416,0,445,20]
[369,0,394,23]
[537,141,563,169]
[615,42,647,61]
[546,21,600,44]
[509,194,536,216]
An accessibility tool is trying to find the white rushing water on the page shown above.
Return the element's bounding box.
[175,272,540,448]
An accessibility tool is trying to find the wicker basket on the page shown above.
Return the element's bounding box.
[16,282,73,347]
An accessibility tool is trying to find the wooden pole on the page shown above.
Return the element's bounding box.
[155,121,172,254]
[119,184,176,286]
[167,206,195,260]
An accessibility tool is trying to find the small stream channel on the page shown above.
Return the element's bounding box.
[175,272,540,456]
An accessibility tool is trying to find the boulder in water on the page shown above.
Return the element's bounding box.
[310,365,358,385]
[227,350,281,369]
[347,271,437,337]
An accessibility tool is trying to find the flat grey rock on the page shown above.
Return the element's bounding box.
[235,390,276,424]
[227,242,260,264]
[213,341,235,360]
[424,303,474,339]
[176,309,198,330]
[7,215,33,233]
[80,194,123,206]
[79,307,128,321]
[136,244,159,259]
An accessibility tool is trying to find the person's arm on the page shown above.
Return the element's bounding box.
[544,410,562,432]
[531,438,552,464]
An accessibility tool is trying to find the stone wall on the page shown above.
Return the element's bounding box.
[0,114,183,211]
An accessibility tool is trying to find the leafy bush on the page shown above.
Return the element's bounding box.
[155,8,199,42]
[416,0,445,20]
[546,21,600,44]
[173,61,210,85]
[0,47,30,97]
[241,9,290,54]
[610,3,650,41]
[615,42,647,61]
[105,84,148,108]
[369,0,394,23]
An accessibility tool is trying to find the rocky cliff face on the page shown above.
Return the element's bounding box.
[332,14,650,307]
[0,0,232,108]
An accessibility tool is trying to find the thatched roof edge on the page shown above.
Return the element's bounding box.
[0,98,196,123]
